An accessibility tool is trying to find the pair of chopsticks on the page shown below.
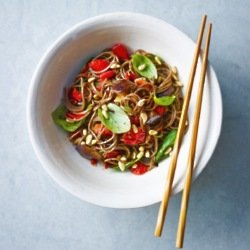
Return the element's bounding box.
[154,15,212,248]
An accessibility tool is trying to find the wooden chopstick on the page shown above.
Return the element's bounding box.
[176,23,212,249]
[154,15,207,237]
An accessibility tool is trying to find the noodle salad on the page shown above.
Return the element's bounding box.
[52,43,185,175]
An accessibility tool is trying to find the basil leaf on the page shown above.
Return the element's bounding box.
[52,104,85,132]
[155,129,177,162]
[98,103,131,134]
[153,95,176,106]
[132,54,157,80]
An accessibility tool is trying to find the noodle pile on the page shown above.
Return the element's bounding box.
[53,44,185,174]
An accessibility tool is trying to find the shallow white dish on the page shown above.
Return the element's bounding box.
[27,12,222,208]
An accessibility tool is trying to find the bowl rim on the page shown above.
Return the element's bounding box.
[27,12,223,208]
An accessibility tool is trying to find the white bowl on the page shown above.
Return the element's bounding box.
[27,12,222,208]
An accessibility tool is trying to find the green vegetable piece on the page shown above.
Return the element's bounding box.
[98,103,131,134]
[155,129,177,162]
[52,104,85,132]
[153,95,176,106]
[112,152,143,172]
[132,54,157,80]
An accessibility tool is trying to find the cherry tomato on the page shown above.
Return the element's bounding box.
[154,106,167,115]
[89,59,109,71]
[112,43,129,60]
[122,128,145,145]
[130,162,148,175]
[99,70,116,81]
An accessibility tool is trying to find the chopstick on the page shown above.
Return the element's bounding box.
[154,15,207,237]
[176,23,212,249]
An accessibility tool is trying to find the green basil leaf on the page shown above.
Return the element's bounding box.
[98,103,131,134]
[132,54,157,80]
[155,129,177,162]
[153,95,176,106]
[52,104,85,132]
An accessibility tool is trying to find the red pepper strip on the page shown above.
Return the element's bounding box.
[130,116,140,126]
[122,128,146,145]
[89,59,109,71]
[99,70,116,81]
[112,43,129,60]
[130,162,148,175]
[105,150,120,159]
[69,88,82,102]
[154,106,167,116]
[66,111,85,120]
[125,71,138,81]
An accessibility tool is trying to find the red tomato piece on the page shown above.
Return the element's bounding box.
[90,158,98,166]
[122,128,145,145]
[112,43,129,60]
[130,162,148,175]
[154,106,167,116]
[99,70,116,81]
[130,116,140,126]
[125,71,138,81]
[89,59,109,71]
[66,111,85,120]
[104,163,111,169]
[69,88,82,102]
[105,150,120,159]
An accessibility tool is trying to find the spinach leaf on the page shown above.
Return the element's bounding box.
[98,103,131,134]
[52,104,85,132]
[153,95,176,106]
[155,129,177,162]
[132,54,157,80]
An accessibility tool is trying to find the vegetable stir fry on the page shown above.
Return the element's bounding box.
[52,43,186,175]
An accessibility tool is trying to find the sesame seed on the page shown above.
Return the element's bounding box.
[110,63,120,69]
[145,150,150,158]
[80,141,85,145]
[85,134,93,145]
[137,99,146,107]
[102,110,109,119]
[149,130,158,136]
[120,156,127,162]
[101,104,108,111]
[93,94,99,99]
[82,129,87,136]
[155,56,162,65]
[118,161,125,171]
[88,77,95,83]
[138,64,146,71]
[91,139,97,145]
[132,152,137,159]
[139,146,144,152]
[140,112,148,124]
[132,124,138,133]
[164,147,173,155]
[137,151,144,159]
